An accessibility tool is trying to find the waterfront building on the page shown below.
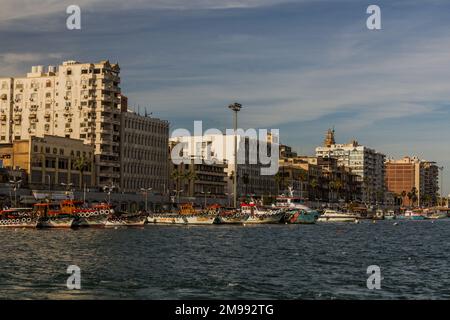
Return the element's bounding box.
[169,154,227,205]
[385,156,439,206]
[0,60,122,187]
[0,135,95,189]
[169,134,277,199]
[315,129,385,204]
[119,110,169,193]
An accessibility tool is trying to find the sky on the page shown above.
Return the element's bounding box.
[1,0,450,194]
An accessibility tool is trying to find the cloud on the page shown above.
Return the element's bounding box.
[0,0,295,22]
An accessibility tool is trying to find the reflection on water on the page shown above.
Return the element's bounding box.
[1,220,450,299]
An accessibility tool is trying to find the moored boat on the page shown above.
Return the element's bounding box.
[60,201,112,227]
[0,208,38,228]
[240,203,284,224]
[273,188,318,224]
[218,208,249,224]
[317,209,359,222]
[147,203,218,225]
[34,203,75,228]
[104,215,147,227]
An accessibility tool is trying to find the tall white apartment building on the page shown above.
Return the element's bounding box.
[0,60,122,187]
[315,129,385,203]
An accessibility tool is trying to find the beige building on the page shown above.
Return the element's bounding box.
[0,60,122,187]
[119,110,169,193]
[316,129,385,204]
[0,135,94,189]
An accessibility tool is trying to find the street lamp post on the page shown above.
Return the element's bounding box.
[228,102,242,208]
[173,189,184,204]
[9,178,22,208]
[225,192,234,207]
[103,184,116,205]
[61,182,73,199]
[140,187,152,212]
[201,190,211,208]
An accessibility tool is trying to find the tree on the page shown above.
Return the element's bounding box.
[309,178,318,201]
[183,170,198,196]
[73,156,88,189]
[171,169,183,192]
[400,190,407,206]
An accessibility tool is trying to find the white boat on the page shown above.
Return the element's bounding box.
[0,208,38,228]
[240,204,284,224]
[318,209,359,222]
[105,216,147,227]
[147,213,217,225]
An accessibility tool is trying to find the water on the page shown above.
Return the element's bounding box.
[1,220,450,299]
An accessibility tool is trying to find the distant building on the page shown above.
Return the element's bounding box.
[316,129,385,204]
[169,155,227,205]
[169,134,277,199]
[119,110,169,194]
[0,135,95,189]
[385,156,439,206]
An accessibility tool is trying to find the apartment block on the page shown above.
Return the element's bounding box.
[315,129,385,204]
[385,156,439,206]
[0,60,122,187]
[119,110,169,193]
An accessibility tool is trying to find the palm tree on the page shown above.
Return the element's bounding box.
[400,190,407,206]
[171,169,183,193]
[183,170,198,196]
[335,179,343,201]
[274,172,284,195]
[73,156,88,189]
[309,178,318,201]
[328,180,336,202]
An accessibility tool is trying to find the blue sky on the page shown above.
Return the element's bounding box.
[1,0,450,193]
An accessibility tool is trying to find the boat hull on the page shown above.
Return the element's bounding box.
[318,216,358,222]
[219,215,249,224]
[105,217,146,227]
[283,211,316,224]
[147,214,217,225]
[0,217,39,228]
[37,218,75,228]
[244,213,283,224]
[74,215,109,227]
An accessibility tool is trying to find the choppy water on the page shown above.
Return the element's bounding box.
[0,219,449,299]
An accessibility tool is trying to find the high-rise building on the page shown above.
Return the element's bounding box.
[0,60,122,187]
[315,129,385,204]
[385,156,439,206]
[119,110,169,193]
